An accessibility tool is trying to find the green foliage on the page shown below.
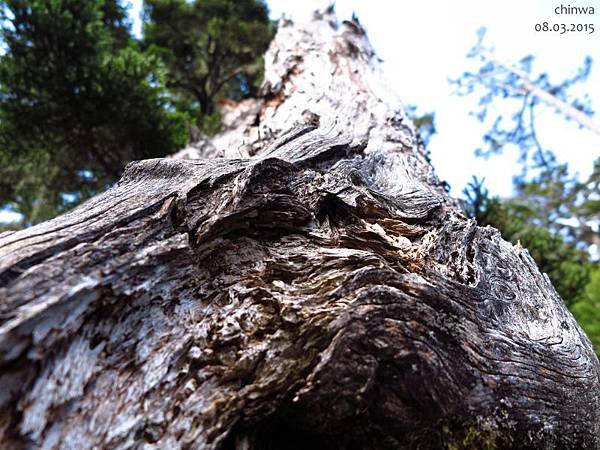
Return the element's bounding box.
[0,0,188,226]
[198,111,224,136]
[462,176,503,226]
[142,0,275,130]
[572,266,600,357]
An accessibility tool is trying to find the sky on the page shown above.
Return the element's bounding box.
[1,0,598,223]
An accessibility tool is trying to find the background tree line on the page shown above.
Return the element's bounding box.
[0,0,273,226]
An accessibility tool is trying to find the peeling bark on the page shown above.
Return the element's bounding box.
[1,9,599,450]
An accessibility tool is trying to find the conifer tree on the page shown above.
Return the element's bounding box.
[142,0,274,132]
[0,0,187,225]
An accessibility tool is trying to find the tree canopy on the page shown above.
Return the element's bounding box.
[142,0,275,132]
[0,0,188,225]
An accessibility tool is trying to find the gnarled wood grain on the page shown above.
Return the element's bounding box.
[0,9,598,450]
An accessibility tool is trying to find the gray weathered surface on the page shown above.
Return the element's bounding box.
[0,9,599,450]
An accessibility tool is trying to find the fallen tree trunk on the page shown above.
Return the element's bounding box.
[1,9,599,450]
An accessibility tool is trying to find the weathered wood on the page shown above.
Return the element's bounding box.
[1,9,599,450]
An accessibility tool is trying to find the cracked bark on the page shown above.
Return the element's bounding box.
[1,9,599,450]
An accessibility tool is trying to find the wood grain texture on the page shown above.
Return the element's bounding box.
[1,9,598,450]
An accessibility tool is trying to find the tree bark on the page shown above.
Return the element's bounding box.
[1,9,599,450]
